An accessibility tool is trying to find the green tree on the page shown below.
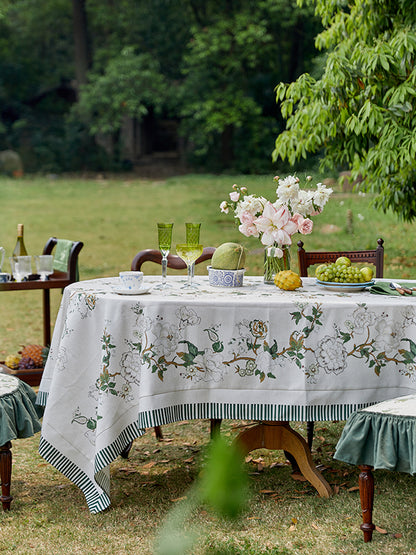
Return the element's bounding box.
[273,0,416,221]
[0,0,321,173]
[179,0,320,172]
[75,48,168,135]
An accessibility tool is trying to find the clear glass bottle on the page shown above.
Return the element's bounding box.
[12,223,28,259]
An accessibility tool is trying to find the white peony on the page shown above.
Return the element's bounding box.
[289,189,315,217]
[315,336,348,375]
[235,195,266,219]
[276,175,300,203]
[312,183,333,209]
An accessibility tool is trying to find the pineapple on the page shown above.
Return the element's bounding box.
[19,344,45,368]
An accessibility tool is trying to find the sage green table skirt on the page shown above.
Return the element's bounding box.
[334,394,416,474]
[0,373,42,445]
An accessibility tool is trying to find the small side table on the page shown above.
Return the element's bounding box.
[334,394,416,542]
[0,373,42,510]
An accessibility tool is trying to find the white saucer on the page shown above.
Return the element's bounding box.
[114,287,152,295]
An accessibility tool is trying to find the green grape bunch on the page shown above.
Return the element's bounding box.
[315,257,374,283]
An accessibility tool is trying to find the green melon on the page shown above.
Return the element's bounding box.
[211,242,246,270]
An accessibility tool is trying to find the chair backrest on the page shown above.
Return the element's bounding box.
[131,247,216,271]
[297,238,384,278]
[42,237,84,283]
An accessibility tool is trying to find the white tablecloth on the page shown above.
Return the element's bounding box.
[37,276,416,512]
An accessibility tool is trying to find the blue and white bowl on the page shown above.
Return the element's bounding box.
[207,266,245,287]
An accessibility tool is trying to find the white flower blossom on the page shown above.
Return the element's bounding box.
[255,349,275,375]
[152,322,179,357]
[220,201,229,214]
[374,318,404,356]
[312,183,332,209]
[235,195,266,219]
[275,175,300,203]
[120,351,141,384]
[182,348,225,382]
[401,306,416,324]
[289,189,315,217]
[137,315,152,336]
[315,336,348,375]
[352,307,377,334]
[175,306,201,330]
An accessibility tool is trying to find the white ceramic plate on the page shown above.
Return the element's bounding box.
[114,287,152,295]
[315,279,375,292]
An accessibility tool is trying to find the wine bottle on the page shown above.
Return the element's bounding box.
[12,223,28,259]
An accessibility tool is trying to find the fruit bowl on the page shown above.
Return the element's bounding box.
[207,266,245,287]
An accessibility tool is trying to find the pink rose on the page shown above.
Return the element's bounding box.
[292,213,313,235]
[230,191,240,202]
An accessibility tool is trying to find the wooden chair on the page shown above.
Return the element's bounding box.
[131,247,216,273]
[120,246,219,457]
[297,238,384,279]
[43,237,84,284]
[297,238,384,449]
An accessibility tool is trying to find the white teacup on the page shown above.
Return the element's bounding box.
[119,271,144,290]
[0,272,10,283]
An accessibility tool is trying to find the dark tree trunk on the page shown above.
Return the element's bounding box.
[288,17,304,82]
[72,0,91,90]
[221,124,234,168]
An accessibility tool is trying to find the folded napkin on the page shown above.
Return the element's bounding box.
[53,239,73,272]
[369,282,414,296]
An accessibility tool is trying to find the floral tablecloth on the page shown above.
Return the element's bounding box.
[37,276,416,512]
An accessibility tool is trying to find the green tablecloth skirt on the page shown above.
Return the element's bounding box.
[334,409,416,474]
[0,374,43,445]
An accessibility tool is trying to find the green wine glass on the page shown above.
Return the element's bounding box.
[156,223,173,289]
[185,223,201,245]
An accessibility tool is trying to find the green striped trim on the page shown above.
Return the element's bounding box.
[94,421,144,474]
[39,401,372,513]
[137,402,372,427]
[39,436,110,514]
[39,421,145,514]
[36,390,48,406]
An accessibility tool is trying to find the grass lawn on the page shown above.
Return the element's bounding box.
[1,173,416,554]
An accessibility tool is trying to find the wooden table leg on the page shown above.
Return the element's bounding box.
[358,464,375,542]
[0,441,13,510]
[43,289,51,346]
[234,421,332,498]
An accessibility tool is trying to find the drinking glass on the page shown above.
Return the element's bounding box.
[34,255,54,281]
[185,222,201,283]
[9,255,32,282]
[175,244,203,289]
[155,223,173,289]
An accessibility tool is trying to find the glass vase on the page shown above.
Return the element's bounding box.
[264,244,291,284]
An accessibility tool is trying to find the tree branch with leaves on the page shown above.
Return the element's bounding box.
[273,0,416,221]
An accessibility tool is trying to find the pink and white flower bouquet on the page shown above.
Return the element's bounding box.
[220,175,332,282]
